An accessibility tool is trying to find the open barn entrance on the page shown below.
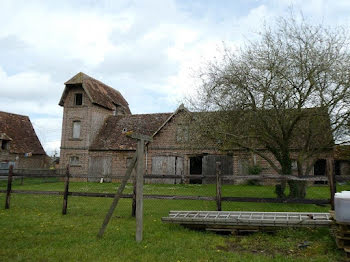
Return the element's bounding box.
[314,159,327,185]
[190,156,202,184]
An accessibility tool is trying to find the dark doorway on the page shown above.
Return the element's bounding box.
[314,159,327,185]
[314,159,326,176]
[190,156,202,184]
[335,160,341,176]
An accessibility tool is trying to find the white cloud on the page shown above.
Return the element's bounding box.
[1,0,350,154]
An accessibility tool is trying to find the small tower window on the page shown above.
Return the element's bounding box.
[70,156,80,166]
[72,121,81,139]
[75,93,83,106]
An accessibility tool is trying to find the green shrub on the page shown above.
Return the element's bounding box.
[248,164,263,175]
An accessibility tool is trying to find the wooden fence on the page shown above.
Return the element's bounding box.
[1,165,346,214]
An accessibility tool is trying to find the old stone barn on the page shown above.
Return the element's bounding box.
[0,111,48,169]
[59,72,336,183]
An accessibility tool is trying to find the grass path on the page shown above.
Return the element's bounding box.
[0,181,349,261]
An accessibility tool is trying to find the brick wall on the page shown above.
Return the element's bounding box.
[59,85,113,174]
[0,152,48,169]
[60,95,334,182]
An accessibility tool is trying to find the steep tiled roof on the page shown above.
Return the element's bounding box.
[59,72,131,113]
[90,113,172,150]
[0,111,46,155]
[334,145,350,160]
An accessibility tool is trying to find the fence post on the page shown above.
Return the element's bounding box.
[136,139,145,242]
[327,158,336,210]
[62,165,70,215]
[216,161,222,212]
[132,176,136,217]
[5,165,13,209]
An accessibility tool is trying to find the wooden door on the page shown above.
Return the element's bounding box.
[202,155,233,184]
[88,156,112,182]
[151,156,183,184]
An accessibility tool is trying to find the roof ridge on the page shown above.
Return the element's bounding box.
[0,111,28,118]
[106,112,172,119]
[79,73,129,105]
[125,112,172,116]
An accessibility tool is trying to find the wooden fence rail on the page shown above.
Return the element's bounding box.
[2,165,345,213]
[4,172,350,182]
[0,189,330,205]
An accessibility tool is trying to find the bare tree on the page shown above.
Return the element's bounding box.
[190,15,350,198]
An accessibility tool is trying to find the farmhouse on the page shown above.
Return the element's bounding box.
[59,72,335,182]
[0,111,48,169]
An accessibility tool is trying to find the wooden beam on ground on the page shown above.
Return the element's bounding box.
[97,153,137,238]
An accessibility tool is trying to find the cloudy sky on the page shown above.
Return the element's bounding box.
[1,0,350,155]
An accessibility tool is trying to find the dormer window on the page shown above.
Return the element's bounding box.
[75,93,83,106]
[113,104,125,116]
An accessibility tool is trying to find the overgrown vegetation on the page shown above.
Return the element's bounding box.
[0,181,349,261]
[190,14,350,200]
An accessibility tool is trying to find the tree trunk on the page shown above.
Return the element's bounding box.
[275,180,287,199]
[275,157,292,199]
[287,159,307,199]
[287,180,307,199]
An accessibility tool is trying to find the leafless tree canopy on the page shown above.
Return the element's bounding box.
[191,16,350,179]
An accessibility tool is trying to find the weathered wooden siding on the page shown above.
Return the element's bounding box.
[88,156,112,182]
[150,156,183,184]
[202,155,233,184]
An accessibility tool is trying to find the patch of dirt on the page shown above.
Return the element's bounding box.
[216,235,310,259]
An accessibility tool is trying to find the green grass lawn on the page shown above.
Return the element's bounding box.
[0,180,349,261]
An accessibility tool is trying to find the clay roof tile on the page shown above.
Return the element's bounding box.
[0,111,46,155]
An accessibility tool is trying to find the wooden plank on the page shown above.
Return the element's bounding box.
[176,157,184,184]
[151,156,177,184]
[88,156,112,182]
[4,190,63,195]
[7,172,349,182]
[10,173,62,178]
[5,165,13,209]
[216,162,222,211]
[136,139,144,242]
[97,153,137,238]
[62,165,70,215]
